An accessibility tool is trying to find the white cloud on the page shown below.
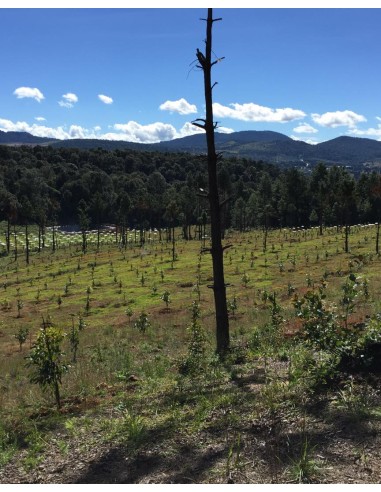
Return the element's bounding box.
[0,118,98,140]
[291,135,319,145]
[59,93,78,108]
[0,117,233,144]
[159,98,197,115]
[13,87,44,102]
[0,118,69,139]
[98,94,113,105]
[216,126,235,134]
[108,121,178,143]
[349,124,381,141]
[213,102,306,122]
[311,110,366,128]
[176,122,204,138]
[293,123,318,134]
[35,116,46,122]
[69,125,86,139]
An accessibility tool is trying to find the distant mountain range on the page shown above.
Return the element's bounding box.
[2,129,381,171]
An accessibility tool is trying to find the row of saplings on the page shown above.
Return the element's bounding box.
[21,273,381,410]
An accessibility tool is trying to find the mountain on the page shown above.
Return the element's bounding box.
[0,130,57,145]
[156,130,291,152]
[315,136,381,165]
[1,129,381,171]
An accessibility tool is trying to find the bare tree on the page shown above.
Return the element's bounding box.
[193,8,230,355]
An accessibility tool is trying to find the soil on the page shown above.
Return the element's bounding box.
[2,371,381,484]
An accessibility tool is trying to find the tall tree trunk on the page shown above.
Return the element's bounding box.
[25,223,29,265]
[172,224,176,262]
[6,218,10,254]
[345,223,349,253]
[52,224,56,252]
[194,8,229,355]
[14,224,18,261]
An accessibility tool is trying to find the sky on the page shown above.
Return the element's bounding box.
[1,6,381,145]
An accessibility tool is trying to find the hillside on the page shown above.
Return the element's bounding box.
[2,129,381,170]
[0,130,57,146]
[1,227,381,484]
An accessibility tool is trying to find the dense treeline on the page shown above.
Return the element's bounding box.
[0,144,381,242]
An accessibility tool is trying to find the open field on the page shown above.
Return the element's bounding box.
[1,223,381,483]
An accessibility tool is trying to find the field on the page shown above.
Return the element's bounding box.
[1,223,381,484]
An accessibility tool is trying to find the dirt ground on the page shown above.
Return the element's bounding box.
[2,371,381,484]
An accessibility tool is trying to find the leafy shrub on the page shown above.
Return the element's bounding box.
[26,318,68,409]
[178,302,207,376]
[134,312,150,333]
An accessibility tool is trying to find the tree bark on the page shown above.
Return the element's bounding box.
[194,8,230,355]
[25,223,29,265]
[6,218,10,254]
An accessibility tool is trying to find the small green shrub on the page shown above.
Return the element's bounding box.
[26,318,68,409]
[15,326,29,352]
[134,312,150,333]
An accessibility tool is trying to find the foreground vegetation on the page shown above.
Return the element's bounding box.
[1,223,381,483]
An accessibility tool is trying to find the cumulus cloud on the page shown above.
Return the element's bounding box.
[0,118,101,140]
[159,98,197,115]
[106,121,178,143]
[69,125,87,139]
[311,110,366,128]
[58,93,78,108]
[216,126,235,134]
[175,122,204,138]
[0,116,232,144]
[98,94,113,105]
[0,118,70,139]
[291,135,319,145]
[293,123,318,134]
[35,116,46,122]
[349,124,381,141]
[212,102,306,123]
[13,87,44,102]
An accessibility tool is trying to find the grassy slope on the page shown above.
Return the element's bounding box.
[1,224,381,483]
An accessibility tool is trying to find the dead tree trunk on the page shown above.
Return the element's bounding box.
[193,8,230,355]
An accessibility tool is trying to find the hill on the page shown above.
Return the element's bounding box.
[0,130,57,146]
[2,129,381,170]
[1,227,381,484]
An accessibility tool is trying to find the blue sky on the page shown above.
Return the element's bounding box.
[1,7,381,144]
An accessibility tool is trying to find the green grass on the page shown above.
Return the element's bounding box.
[1,223,381,480]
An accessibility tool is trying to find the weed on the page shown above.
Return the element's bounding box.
[288,437,320,484]
[178,302,207,377]
[22,425,46,471]
[226,432,243,480]
[102,411,146,452]
[332,376,376,421]
[0,421,17,468]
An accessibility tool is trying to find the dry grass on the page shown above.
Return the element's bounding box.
[1,224,381,483]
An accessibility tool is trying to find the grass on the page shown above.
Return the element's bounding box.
[1,223,381,481]
[288,436,321,484]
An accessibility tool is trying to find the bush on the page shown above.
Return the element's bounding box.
[26,318,68,409]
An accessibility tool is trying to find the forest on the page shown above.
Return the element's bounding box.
[0,143,381,241]
[2,143,381,484]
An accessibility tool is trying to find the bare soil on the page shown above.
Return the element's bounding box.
[1,368,381,484]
